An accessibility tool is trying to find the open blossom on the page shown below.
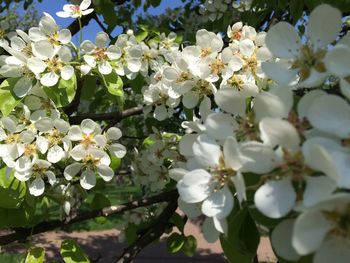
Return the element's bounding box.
[262,4,342,87]
[56,0,94,19]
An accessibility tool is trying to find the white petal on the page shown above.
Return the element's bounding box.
[202,217,220,243]
[307,94,350,138]
[13,77,32,98]
[45,170,56,185]
[80,169,96,190]
[97,164,114,182]
[109,143,126,158]
[64,162,82,180]
[223,136,242,171]
[98,61,112,75]
[41,72,59,87]
[193,134,221,168]
[297,89,326,119]
[178,198,202,219]
[106,127,122,140]
[95,32,109,48]
[271,219,301,261]
[254,178,296,218]
[61,65,74,80]
[35,117,54,132]
[201,187,233,219]
[169,168,188,182]
[261,61,298,85]
[177,169,212,203]
[265,22,301,58]
[81,119,96,134]
[259,117,300,151]
[314,236,350,263]
[80,0,91,10]
[324,45,350,78]
[47,145,65,163]
[58,29,72,44]
[29,177,45,196]
[292,210,333,255]
[240,141,277,174]
[215,88,246,115]
[33,40,54,60]
[182,91,199,109]
[70,145,86,161]
[204,113,238,140]
[27,57,46,74]
[239,39,255,57]
[307,4,342,48]
[303,176,336,207]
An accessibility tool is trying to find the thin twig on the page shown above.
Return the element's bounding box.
[69,106,143,125]
[0,189,178,246]
[115,199,178,263]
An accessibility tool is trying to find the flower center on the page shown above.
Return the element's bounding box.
[292,45,327,81]
[200,47,212,58]
[210,58,225,75]
[324,205,350,239]
[80,134,94,148]
[93,48,108,61]
[227,75,244,90]
[47,128,65,146]
[24,143,37,157]
[5,134,20,144]
[46,57,63,73]
[82,154,100,169]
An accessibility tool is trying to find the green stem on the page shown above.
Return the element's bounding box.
[78,17,83,59]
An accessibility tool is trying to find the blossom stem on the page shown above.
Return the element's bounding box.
[78,17,83,59]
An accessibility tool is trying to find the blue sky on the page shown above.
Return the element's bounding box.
[34,0,184,42]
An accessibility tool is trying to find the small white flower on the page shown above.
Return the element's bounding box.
[56,0,94,19]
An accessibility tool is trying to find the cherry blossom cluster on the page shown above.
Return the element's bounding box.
[0,85,126,196]
[165,4,350,262]
[142,22,269,120]
[131,130,182,193]
[0,1,349,261]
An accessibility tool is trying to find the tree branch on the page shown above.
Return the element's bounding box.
[0,189,178,246]
[115,199,178,263]
[69,106,143,125]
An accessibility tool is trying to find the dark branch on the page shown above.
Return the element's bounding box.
[69,106,143,125]
[115,199,178,263]
[0,189,178,246]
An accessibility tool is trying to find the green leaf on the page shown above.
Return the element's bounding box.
[103,73,123,96]
[0,202,35,228]
[25,247,45,263]
[90,193,111,210]
[169,212,185,233]
[166,233,185,254]
[43,74,77,107]
[182,235,197,257]
[125,224,138,245]
[150,0,161,7]
[136,31,149,42]
[110,155,121,171]
[80,75,97,101]
[0,78,22,116]
[220,206,260,262]
[289,0,304,24]
[100,0,118,29]
[0,167,26,209]
[220,235,252,263]
[60,240,90,263]
[0,252,25,263]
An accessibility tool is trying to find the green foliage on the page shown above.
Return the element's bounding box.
[166,233,185,253]
[99,72,124,108]
[43,74,77,107]
[182,235,197,257]
[90,193,111,210]
[0,252,25,263]
[25,247,45,263]
[0,78,22,116]
[60,240,90,263]
[169,212,185,233]
[0,167,26,209]
[220,206,260,262]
